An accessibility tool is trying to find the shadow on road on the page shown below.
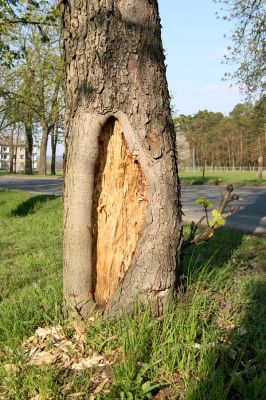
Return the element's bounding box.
[226,189,266,234]
[11,194,57,217]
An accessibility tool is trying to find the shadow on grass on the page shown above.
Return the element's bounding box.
[11,194,57,217]
[181,176,221,185]
[182,227,244,277]
[181,176,266,187]
[187,279,266,400]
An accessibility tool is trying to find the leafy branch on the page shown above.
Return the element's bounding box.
[183,184,240,247]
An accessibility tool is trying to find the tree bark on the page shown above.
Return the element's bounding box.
[39,121,49,175]
[51,125,58,175]
[60,0,182,317]
[25,122,33,174]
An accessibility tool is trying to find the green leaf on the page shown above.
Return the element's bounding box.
[210,209,225,227]
[195,196,213,208]
[142,381,164,395]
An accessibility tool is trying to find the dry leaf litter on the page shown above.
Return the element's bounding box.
[3,320,114,398]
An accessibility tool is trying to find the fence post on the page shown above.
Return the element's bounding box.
[258,156,263,181]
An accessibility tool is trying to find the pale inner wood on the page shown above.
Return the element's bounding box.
[93,119,147,307]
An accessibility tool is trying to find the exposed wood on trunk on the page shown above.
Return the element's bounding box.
[92,118,148,307]
[61,0,182,317]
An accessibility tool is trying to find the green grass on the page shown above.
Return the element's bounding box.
[0,190,63,349]
[179,170,266,186]
[0,190,266,399]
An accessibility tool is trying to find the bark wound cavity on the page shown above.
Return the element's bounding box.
[92,118,148,307]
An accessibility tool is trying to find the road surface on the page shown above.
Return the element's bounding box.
[182,185,266,234]
[0,177,63,196]
[0,177,265,233]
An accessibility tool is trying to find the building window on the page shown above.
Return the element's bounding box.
[3,154,7,159]
[20,155,24,159]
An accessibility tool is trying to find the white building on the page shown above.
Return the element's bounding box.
[0,138,38,172]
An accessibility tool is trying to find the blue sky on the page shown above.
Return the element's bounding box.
[158,0,243,115]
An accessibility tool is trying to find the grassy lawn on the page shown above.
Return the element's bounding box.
[0,190,266,399]
[179,170,266,187]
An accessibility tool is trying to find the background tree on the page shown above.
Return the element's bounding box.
[0,0,58,64]
[174,101,265,169]
[0,24,64,175]
[215,0,266,97]
[252,95,266,156]
[50,104,64,175]
[175,132,191,168]
[229,102,254,165]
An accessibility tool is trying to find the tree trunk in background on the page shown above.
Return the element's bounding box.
[8,130,14,173]
[51,124,58,175]
[39,122,49,175]
[51,141,56,175]
[258,155,263,181]
[25,122,33,174]
[60,0,182,317]
[13,134,18,173]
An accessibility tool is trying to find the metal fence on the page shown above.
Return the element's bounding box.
[182,166,264,172]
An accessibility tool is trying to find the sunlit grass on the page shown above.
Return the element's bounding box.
[0,190,265,399]
[179,170,266,186]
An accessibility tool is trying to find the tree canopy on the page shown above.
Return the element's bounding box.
[215,0,266,97]
[0,7,63,175]
[0,0,58,64]
[174,97,266,168]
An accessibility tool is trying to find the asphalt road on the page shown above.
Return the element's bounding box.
[0,177,265,234]
[182,185,266,234]
[0,177,63,196]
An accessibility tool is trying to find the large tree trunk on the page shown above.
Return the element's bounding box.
[60,0,182,317]
[25,122,33,174]
[39,122,49,175]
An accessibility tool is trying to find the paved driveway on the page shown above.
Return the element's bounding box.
[0,177,265,233]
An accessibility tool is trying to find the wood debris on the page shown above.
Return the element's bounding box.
[22,322,109,372]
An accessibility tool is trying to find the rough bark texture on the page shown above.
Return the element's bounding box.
[60,0,182,317]
[25,123,33,174]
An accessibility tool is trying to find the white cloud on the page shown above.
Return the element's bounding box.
[200,83,238,94]
[208,47,232,61]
